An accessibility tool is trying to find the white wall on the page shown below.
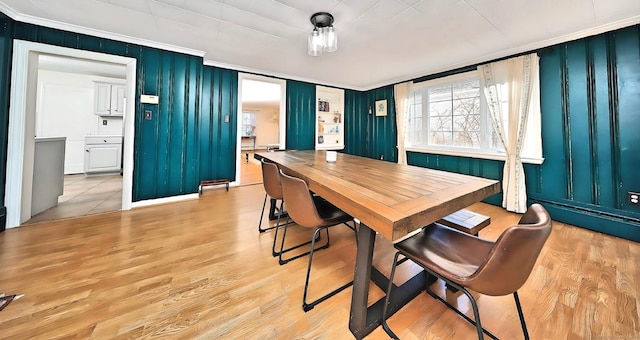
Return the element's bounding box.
[36,70,125,174]
[244,104,279,148]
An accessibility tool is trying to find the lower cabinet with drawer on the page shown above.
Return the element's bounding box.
[84,136,122,174]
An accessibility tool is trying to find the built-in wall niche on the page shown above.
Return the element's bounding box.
[315,85,345,150]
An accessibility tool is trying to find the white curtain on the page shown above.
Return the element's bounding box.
[478,53,541,213]
[394,81,412,165]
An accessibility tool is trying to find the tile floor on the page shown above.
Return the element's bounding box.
[26,173,122,224]
[26,153,260,224]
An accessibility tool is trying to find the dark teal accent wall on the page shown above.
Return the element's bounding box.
[199,66,238,185]
[8,22,239,202]
[532,25,640,241]
[343,89,366,156]
[285,80,315,150]
[0,13,14,229]
[406,153,504,206]
[343,86,397,162]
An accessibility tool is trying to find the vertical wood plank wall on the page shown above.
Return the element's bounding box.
[0,13,14,229]
[343,86,396,161]
[0,13,637,241]
[285,80,315,151]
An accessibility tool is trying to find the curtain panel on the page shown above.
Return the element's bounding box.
[393,81,412,165]
[478,53,542,213]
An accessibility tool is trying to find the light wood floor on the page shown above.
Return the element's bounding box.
[239,151,262,186]
[0,184,638,339]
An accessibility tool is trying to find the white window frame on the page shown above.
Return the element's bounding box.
[405,71,543,164]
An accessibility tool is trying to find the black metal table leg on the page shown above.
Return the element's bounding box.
[349,224,376,339]
[348,224,436,339]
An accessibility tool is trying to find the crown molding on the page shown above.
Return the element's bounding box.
[6,12,206,58]
[203,59,365,91]
[380,16,640,91]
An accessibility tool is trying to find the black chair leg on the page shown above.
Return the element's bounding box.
[259,195,284,233]
[302,226,353,312]
[424,277,498,340]
[513,291,530,340]
[381,252,401,339]
[270,203,298,256]
[278,220,330,265]
[258,194,273,233]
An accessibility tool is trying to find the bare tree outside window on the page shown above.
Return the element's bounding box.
[406,72,502,153]
[428,80,481,147]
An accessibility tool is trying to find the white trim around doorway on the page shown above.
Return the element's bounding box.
[236,73,287,185]
[5,40,137,228]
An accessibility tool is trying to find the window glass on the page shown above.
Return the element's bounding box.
[409,73,494,152]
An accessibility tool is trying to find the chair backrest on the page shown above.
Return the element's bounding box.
[279,170,324,229]
[261,159,283,200]
[466,203,552,296]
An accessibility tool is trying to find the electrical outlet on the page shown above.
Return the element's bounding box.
[629,192,640,206]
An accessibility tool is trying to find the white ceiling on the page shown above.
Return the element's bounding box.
[1,0,639,90]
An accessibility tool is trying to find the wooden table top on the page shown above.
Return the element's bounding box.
[256,150,501,241]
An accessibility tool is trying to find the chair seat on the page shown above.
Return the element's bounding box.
[395,223,494,281]
[313,196,352,227]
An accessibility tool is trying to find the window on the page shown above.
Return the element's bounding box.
[241,112,256,136]
[407,72,504,158]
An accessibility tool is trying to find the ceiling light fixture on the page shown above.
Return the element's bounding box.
[308,12,337,57]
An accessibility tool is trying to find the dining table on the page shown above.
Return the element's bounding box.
[255,150,501,339]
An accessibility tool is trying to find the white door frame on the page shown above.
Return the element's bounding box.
[236,73,286,184]
[4,40,137,228]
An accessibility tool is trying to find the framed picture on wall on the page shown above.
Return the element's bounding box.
[375,99,387,117]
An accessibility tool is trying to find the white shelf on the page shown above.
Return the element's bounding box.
[315,85,345,151]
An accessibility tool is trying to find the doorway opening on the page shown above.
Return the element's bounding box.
[236,74,286,186]
[5,40,137,229]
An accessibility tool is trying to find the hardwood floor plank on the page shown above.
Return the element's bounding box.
[0,184,638,339]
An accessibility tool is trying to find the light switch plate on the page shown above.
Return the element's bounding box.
[141,94,159,104]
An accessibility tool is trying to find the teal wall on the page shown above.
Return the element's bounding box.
[0,13,14,229]
[531,26,640,241]
[343,86,397,161]
[0,13,14,207]
[285,80,315,150]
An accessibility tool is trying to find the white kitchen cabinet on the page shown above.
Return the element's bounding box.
[84,136,122,173]
[315,85,345,150]
[32,137,66,215]
[95,83,126,116]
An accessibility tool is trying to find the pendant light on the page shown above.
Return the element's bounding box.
[308,12,337,56]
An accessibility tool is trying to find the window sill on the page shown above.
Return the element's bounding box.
[404,146,544,165]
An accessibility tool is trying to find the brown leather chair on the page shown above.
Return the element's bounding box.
[258,159,284,233]
[257,159,313,257]
[382,203,552,339]
[279,170,357,312]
